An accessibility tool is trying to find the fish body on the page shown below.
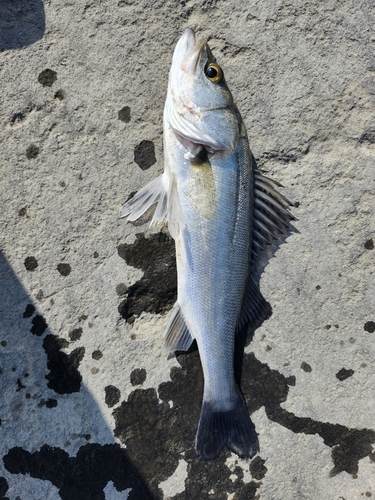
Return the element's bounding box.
[121,28,293,460]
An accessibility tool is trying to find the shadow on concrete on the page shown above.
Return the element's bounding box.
[0,251,155,500]
[0,0,45,52]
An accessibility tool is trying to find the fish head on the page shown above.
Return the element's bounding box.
[165,28,239,153]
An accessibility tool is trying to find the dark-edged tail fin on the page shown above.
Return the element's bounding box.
[195,391,259,461]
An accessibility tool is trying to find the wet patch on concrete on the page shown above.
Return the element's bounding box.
[301,361,312,373]
[54,89,65,100]
[113,349,261,499]
[117,232,177,322]
[130,368,147,386]
[243,351,374,476]
[24,256,38,271]
[69,328,82,341]
[364,321,375,333]
[336,368,354,381]
[26,144,39,159]
[23,303,35,318]
[359,127,375,144]
[57,263,71,276]
[0,477,9,500]
[43,335,85,394]
[110,347,375,495]
[118,106,131,123]
[38,398,58,409]
[250,456,267,480]
[37,68,57,87]
[92,350,103,360]
[30,315,48,336]
[3,443,154,500]
[105,385,121,408]
[116,283,128,296]
[134,140,157,170]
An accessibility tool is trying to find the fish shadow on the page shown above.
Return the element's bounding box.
[0,0,45,52]
[0,251,155,499]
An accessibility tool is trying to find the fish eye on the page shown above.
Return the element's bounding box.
[204,63,223,83]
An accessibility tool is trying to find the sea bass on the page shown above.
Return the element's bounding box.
[120,28,293,460]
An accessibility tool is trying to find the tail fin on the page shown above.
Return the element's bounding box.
[195,391,259,461]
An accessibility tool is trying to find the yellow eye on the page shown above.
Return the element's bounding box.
[204,63,223,83]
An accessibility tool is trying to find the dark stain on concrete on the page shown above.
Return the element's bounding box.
[118,106,131,122]
[116,283,128,296]
[3,443,155,500]
[54,89,65,100]
[301,361,312,372]
[359,128,375,144]
[26,144,39,159]
[364,321,375,333]
[1,341,7,347]
[30,315,48,336]
[38,398,57,408]
[336,368,354,381]
[24,256,38,271]
[113,349,262,499]
[38,68,57,87]
[117,232,177,322]
[57,263,71,276]
[250,456,267,480]
[110,346,375,495]
[92,350,103,360]
[134,140,157,170]
[16,378,26,391]
[0,477,9,500]
[105,385,121,408]
[69,328,82,341]
[364,238,374,250]
[18,207,27,216]
[130,368,147,386]
[23,303,35,318]
[43,334,85,394]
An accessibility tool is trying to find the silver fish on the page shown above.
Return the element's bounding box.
[121,28,293,460]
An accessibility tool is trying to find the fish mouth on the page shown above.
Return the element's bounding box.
[174,28,211,75]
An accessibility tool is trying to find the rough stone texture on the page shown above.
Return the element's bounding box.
[1,1,375,499]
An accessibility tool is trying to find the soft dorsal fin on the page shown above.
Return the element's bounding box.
[120,173,184,239]
[163,302,194,353]
[236,277,272,339]
[252,170,295,262]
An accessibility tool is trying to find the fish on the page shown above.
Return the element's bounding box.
[120,28,293,460]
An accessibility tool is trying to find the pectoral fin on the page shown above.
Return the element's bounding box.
[120,173,184,239]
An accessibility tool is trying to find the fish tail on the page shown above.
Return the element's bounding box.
[195,390,259,461]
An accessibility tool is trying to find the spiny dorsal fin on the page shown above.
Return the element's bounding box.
[252,170,295,262]
[163,302,194,353]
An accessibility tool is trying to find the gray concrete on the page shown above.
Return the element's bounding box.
[1,1,374,498]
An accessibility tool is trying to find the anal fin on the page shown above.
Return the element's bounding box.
[163,302,194,353]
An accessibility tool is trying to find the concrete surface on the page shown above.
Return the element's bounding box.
[1,0,375,499]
